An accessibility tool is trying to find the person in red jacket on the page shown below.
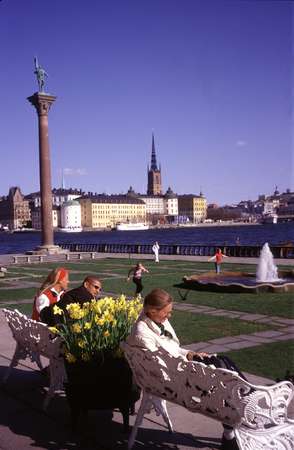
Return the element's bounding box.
[32,267,69,322]
[208,248,228,274]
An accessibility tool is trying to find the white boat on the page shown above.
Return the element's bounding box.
[59,227,83,233]
[114,222,149,231]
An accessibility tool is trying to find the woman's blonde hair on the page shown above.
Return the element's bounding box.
[37,267,68,296]
[144,288,173,311]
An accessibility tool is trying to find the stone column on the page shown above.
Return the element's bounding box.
[27,92,60,253]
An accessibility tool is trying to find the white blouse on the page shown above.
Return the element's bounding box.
[35,288,63,313]
[127,312,189,360]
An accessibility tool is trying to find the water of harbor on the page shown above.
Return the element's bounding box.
[0,223,293,255]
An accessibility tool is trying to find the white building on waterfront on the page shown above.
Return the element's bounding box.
[164,187,178,217]
[60,200,82,232]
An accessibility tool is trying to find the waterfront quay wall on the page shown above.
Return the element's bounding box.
[58,243,294,259]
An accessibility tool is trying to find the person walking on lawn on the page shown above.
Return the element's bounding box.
[127,262,149,296]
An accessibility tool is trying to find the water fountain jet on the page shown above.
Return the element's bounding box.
[256,243,279,282]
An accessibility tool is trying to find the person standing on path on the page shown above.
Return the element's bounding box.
[208,248,228,274]
[127,262,149,296]
[152,241,160,263]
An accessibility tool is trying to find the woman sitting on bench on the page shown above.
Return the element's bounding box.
[127,288,244,450]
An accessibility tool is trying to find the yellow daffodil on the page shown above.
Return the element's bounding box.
[77,339,86,348]
[94,315,105,326]
[53,305,63,315]
[72,323,82,333]
[59,296,142,363]
[66,303,85,320]
[48,326,59,334]
[65,352,76,364]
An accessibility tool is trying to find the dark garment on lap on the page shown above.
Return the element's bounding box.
[192,354,247,381]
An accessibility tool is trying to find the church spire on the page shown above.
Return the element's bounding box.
[147,132,162,195]
[150,133,158,170]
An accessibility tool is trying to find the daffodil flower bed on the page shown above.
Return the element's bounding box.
[49,295,142,364]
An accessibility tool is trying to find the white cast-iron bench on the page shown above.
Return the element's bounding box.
[121,342,294,450]
[2,308,66,409]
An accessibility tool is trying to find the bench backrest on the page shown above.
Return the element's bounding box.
[121,342,294,431]
[3,308,64,359]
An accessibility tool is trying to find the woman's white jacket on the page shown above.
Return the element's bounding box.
[126,312,189,360]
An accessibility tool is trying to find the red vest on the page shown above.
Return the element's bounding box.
[32,288,59,322]
[215,252,223,263]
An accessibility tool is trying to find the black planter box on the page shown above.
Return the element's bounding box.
[65,356,140,431]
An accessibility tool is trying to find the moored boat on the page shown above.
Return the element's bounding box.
[59,227,83,233]
[114,222,149,231]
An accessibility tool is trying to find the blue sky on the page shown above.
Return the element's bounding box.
[0,0,292,204]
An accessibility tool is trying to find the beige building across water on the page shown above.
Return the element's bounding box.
[79,195,146,229]
[178,194,207,223]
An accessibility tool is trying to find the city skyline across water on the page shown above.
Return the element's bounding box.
[0,223,293,255]
[0,180,291,207]
[0,1,292,204]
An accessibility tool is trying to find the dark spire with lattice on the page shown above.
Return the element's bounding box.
[150,133,158,170]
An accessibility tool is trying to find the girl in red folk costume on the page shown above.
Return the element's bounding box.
[32,267,69,322]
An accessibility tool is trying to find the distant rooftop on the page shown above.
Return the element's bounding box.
[80,194,145,205]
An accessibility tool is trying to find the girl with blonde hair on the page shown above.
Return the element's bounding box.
[32,267,69,322]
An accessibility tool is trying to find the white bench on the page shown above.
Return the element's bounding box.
[2,308,66,409]
[121,342,294,450]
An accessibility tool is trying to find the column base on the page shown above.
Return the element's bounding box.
[26,245,69,255]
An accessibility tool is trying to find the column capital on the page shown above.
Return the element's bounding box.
[27,92,57,116]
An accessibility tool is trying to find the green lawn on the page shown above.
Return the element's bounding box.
[170,310,273,345]
[0,288,36,301]
[1,259,293,318]
[4,303,33,316]
[176,291,294,319]
[224,340,294,380]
